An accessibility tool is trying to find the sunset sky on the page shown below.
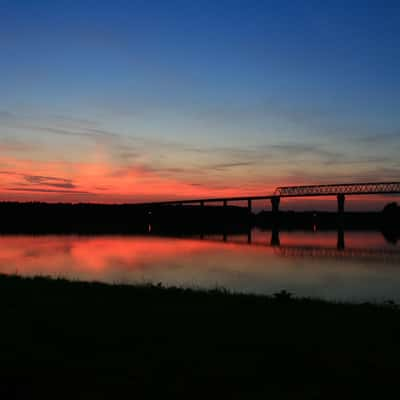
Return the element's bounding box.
[1,1,399,209]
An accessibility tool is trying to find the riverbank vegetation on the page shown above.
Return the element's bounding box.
[0,201,399,235]
[1,274,399,399]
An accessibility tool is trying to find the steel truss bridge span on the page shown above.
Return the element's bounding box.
[274,182,400,197]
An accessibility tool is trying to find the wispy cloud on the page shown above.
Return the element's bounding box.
[266,143,340,159]
[357,132,400,143]
[0,137,36,152]
[23,175,76,189]
[7,187,93,194]
[0,170,81,191]
[283,166,400,186]
[207,161,256,171]
[322,156,391,166]
[33,126,119,139]
[0,110,119,141]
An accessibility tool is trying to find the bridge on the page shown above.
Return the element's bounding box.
[135,182,400,214]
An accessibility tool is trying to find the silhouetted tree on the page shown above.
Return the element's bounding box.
[383,202,399,214]
[381,202,400,243]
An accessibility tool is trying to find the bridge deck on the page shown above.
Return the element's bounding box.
[134,194,274,207]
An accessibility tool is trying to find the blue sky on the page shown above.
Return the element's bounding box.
[0,0,399,207]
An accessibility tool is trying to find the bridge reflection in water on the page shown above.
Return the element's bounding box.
[274,245,400,263]
[198,228,400,264]
[220,227,345,249]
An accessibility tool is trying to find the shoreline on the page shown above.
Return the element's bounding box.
[1,273,399,306]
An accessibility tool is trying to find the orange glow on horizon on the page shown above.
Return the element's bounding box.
[0,156,277,203]
[0,156,398,209]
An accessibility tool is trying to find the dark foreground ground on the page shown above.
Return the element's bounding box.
[1,275,400,399]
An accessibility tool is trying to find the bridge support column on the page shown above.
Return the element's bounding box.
[337,194,345,215]
[222,200,228,231]
[247,199,253,227]
[199,201,205,238]
[247,199,252,214]
[271,196,280,214]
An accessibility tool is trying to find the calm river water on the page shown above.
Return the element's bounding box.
[1,229,399,302]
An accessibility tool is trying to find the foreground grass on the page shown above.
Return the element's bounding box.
[1,275,400,399]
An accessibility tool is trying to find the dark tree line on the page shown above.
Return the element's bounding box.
[0,201,398,234]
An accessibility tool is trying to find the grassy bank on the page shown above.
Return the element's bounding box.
[0,275,399,399]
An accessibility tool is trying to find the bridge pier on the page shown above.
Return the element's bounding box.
[337,194,345,215]
[271,196,280,214]
[247,199,253,227]
[247,199,252,214]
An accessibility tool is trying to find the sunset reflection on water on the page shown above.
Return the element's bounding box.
[0,229,399,302]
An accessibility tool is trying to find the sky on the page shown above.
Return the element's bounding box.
[0,0,399,209]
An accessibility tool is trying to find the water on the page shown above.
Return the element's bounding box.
[0,229,399,302]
